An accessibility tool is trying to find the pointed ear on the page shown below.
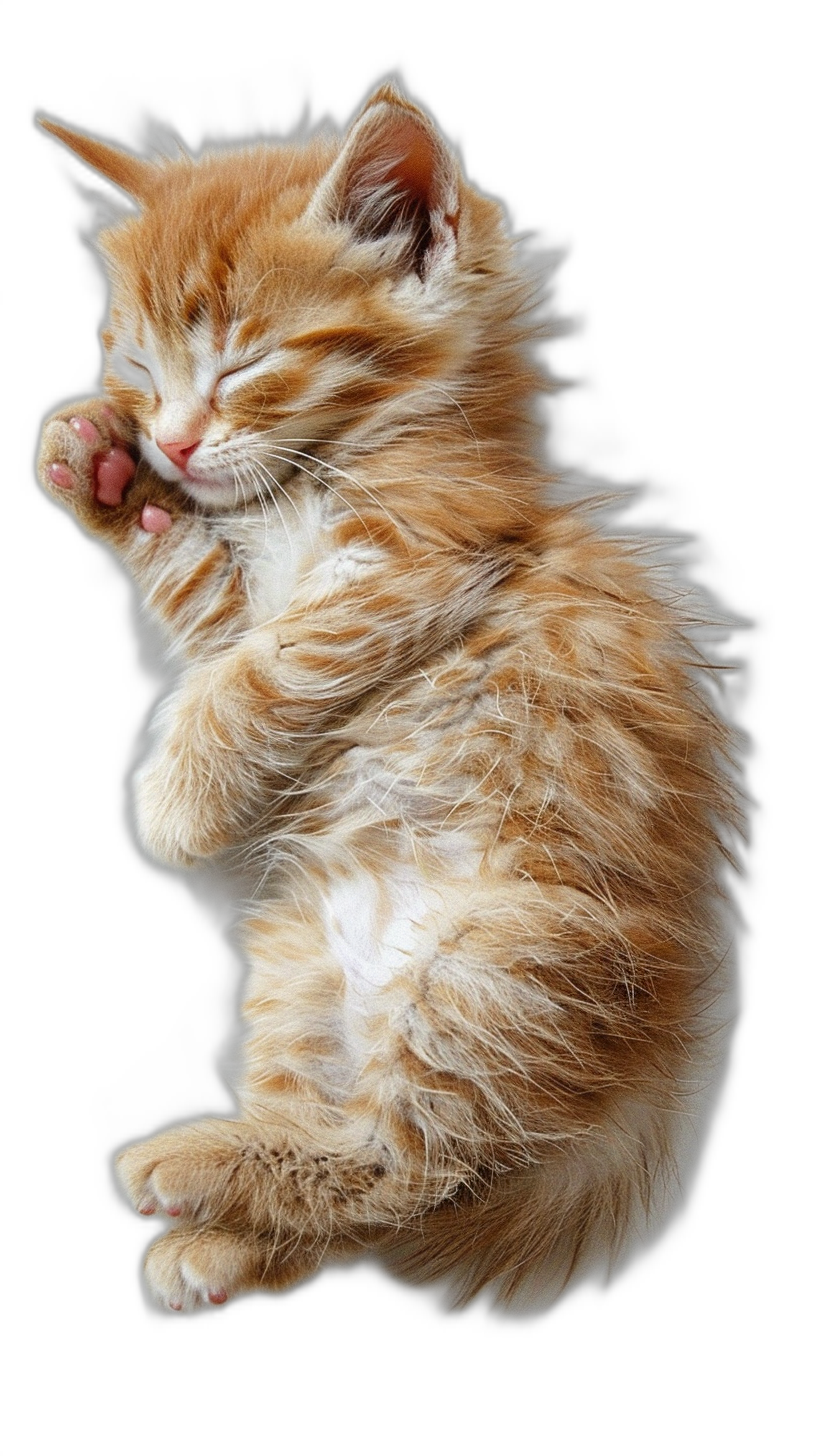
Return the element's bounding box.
[310,87,460,277]
[39,118,155,201]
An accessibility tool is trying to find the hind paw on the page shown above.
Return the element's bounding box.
[143,1226,277,1311]
[142,1216,325,1310]
[117,1119,248,1224]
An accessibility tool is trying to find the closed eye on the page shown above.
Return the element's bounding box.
[112,355,154,390]
[213,356,282,402]
[218,358,268,383]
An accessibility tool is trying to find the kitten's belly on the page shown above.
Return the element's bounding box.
[324,861,434,997]
[303,662,506,1002]
[321,833,481,1001]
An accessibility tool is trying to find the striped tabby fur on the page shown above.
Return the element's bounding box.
[37,86,740,1310]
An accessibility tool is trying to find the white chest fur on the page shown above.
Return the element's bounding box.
[221,484,383,627]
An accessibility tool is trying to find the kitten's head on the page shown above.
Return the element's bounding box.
[42,88,525,512]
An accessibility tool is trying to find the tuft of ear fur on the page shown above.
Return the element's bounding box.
[38,117,155,201]
[310,85,460,277]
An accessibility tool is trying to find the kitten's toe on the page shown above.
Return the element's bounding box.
[67,413,136,503]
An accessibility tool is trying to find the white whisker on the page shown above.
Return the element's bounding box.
[269,444,405,538]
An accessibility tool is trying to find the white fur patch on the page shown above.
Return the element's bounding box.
[238,490,327,621]
[323,835,481,1001]
[324,864,439,996]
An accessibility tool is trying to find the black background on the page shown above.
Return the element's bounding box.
[17,31,769,1397]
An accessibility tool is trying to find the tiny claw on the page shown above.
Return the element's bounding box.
[208,1289,228,1305]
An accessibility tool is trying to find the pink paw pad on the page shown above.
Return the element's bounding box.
[168,1301,183,1312]
[141,503,173,535]
[49,462,75,490]
[165,1205,183,1218]
[69,416,101,446]
[95,447,136,507]
[208,1289,228,1305]
[138,1203,157,1216]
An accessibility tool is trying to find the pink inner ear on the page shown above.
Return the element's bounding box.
[376,118,440,213]
[335,106,459,270]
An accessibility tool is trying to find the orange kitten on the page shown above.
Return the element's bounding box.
[38,86,740,1310]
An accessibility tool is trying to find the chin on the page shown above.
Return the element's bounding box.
[180,476,240,510]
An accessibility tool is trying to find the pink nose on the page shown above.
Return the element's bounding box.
[156,437,202,471]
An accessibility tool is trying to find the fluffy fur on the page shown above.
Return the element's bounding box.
[37,87,740,1311]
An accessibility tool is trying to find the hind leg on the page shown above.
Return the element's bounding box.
[117,1087,406,1309]
[117,909,374,1308]
[117,889,472,1307]
[118,867,644,1308]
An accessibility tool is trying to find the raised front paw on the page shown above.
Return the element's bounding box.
[38,398,176,541]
